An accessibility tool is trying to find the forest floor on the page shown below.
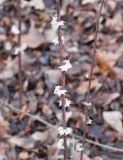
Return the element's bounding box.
[0,0,123,159]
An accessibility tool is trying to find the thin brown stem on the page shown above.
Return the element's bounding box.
[81,0,105,160]
[56,0,67,160]
[17,0,23,108]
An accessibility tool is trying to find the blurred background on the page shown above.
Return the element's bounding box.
[0,0,123,160]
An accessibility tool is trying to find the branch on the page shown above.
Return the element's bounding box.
[17,0,23,108]
[0,99,123,153]
[81,0,105,159]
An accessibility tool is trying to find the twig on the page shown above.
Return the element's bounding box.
[17,0,23,108]
[0,99,123,153]
[56,0,67,159]
[81,0,105,159]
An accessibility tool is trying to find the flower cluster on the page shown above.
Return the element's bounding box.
[57,127,72,136]
[54,86,67,97]
[11,25,20,35]
[50,12,93,154]
[58,60,72,72]
[51,16,64,30]
[51,15,74,152]
[14,43,27,55]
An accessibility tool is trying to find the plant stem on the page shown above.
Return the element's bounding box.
[56,0,67,160]
[81,0,105,159]
[17,0,23,108]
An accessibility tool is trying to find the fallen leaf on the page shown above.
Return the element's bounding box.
[95,51,116,77]
[44,69,61,84]
[19,151,29,160]
[29,0,44,10]
[82,0,98,4]
[103,111,123,133]
[104,92,120,105]
[76,79,99,94]
[20,21,46,48]
[106,12,123,32]
[8,136,35,149]
[94,92,120,106]
[31,131,49,142]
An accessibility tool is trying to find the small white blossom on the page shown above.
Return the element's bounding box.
[82,101,92,107]
[59,98,72,108]
[11,25,20,35]
[52,37,59,45]
[87,118,92,125]
[14,43,27,55]
[57,127,65,136]
[76,143,84,152]
[57,127,72,136]
[65,127,72,135]
[58,60,72,72]
[85,73,89,79]
[52,36,65,45]
[58,139,64,149]
[54,86,67,97]
[51,16,64,30]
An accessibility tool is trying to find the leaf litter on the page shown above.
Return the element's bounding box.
[0,0,123,160]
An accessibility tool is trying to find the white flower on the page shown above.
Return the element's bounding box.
[52,36,65,45]
[59,98,72,108]
[14,43,27,55]
[87,118,92,125]
[65,127,72,135]
[58,60,72,72]
[54,86,67,97]
[57,139,64,149]
[76,143,84,152]
[57,127,65,136]
[82,101,92,107]
[11,25,20,35]
[52,37,58,45]
[57,127,72,136]
[85,73,89,79]
[51,16,64,30]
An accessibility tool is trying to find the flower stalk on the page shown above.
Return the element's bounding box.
[56,0,68,159]
[17,0,23,108]
[81,0,105,160]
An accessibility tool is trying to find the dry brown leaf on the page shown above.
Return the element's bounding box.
[0,125,8,136]
[106,12,123,32]
[41,103,52,118]
[31,130,49,142]
[76,79,99,94]
[19,151,29,160]
[98,51,121,66]
[8,136,35,149]
[114,67,123,81]
[0,21,46,48]
[104,92,120,105]
[103,111,123,133]
[94,92,120,106]
[93,156,103,160]
[44,69,61,84]
[96,51,116,77]
[29,0,44,10]
[20,21,46,48]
